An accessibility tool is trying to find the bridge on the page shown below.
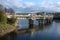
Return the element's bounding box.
[7,13,53,28]
[7,13,53,20]
[0,13,53,38]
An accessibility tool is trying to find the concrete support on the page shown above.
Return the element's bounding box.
[29,19,34,29]
[42,19,45,25]
[37,19,41,27]
[45,19,49,24]
[48,19,51,23]
[37,19,44,27]
[49,19,52,23]
[46,18,53,24]
[41,19,45,25]
[41,19,48,25]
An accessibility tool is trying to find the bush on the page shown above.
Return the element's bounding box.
[0,11,7,24]
[0,24,13,33]
[7,17,17,25]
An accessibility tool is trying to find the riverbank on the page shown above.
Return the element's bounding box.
[1,20,60,40]
[0,24,17,37]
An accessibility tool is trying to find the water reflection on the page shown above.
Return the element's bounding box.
[1,20,60,40]
[9,22,52,40]
[54,20,60,23]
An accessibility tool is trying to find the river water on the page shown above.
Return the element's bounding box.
[1,19,60,40]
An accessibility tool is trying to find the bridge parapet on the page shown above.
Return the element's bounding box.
[7,14,53,20]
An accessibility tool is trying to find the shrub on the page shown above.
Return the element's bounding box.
[0,11,7,24]
[7,17,17,25]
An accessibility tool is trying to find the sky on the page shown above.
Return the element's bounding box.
[0,0,60,13]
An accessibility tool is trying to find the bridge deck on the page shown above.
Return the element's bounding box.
[7,14,53,20]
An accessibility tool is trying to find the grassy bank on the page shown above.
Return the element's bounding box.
[0,5,17,37]
[0,24,13,33]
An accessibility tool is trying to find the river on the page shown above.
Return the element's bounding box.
[0,19,60,40]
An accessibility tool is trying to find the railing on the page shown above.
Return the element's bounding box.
[7,14,53,20]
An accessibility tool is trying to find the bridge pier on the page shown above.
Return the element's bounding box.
[42,19,45,25]
[29,19,34,29]
[37,19,41,27]
[37,19,45,27]
[47,19,50,24]
[40,19,50,25]
[46,18,52,24]
[48,19,53,23]
[44,18,53,25]
[38,20,41,27]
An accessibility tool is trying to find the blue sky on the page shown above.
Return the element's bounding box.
[0,0,60,13]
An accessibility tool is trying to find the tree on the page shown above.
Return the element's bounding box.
[6,8,17,24]
[9,8,15,15]
[0,5,7,24]
[0,4,5,12]
[7,17,17,25]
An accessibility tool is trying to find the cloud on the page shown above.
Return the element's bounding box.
[0,0,23,8]
[57,2,60,4]
[40,1,60,12]
[40,1,54,8]
[0,0,60,12]
[21,2,35,8]
[24,2,35,7]
[0,0,35,8]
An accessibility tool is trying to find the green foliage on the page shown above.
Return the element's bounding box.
[7,17,17,25]
[0,11,7,24]
[0,24,13,32]
[0,4,16,34]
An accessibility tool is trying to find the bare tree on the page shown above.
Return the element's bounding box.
[8,8,15,15]
[0,4,5,12]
